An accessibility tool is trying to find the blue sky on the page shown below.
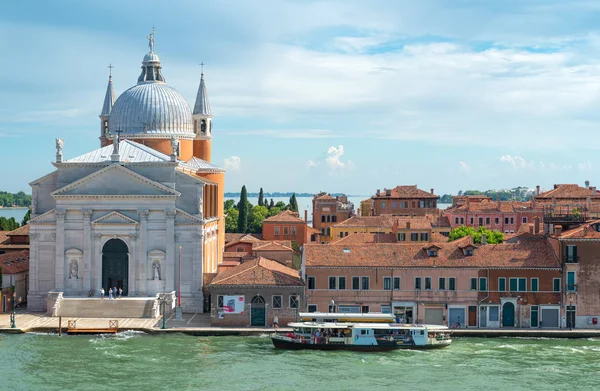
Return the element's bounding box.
[2,0,600,195]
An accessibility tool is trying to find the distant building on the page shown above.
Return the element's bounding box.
[369,185,438,216]
[312,193,355,242]
[262,210,319,245]
[534,183,600,230]
[0,250,29,312]
[0,224,30,254]
[329,215,434,242]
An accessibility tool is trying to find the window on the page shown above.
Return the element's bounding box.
[321,215,326,222]
[392,202,396,208]
[381,305,392,314]
[361,277,370,290]
[465,249,473,256]
[326,215,331,223]
[307,304,318,313]
[405,202,409,208]
[449,277,456,291]
[338,277,346,290]
[498,278,506,292]
[479,277,487,291]
[425,277,432,290]
[460,217,464,224]
[505,217,509,224]
[479,217,483,226]
[566,245,578,263]
[393,277,401,290]
[217,295,224,308]
[438,277,446,290]
[509,278,518,292]
[384,277,392,290]
[411,233,419,241]
[518,278,526,292]
[361,306,369,314]
[381,202,386,208]
[419,200,425,208]
[415,277,422,290]
[339,232,344,238]
[470,217,474,224]
[274,226,280,235]
[428,250,438,257]
[522,217,527,223]
[495,217,499,224]
[329,276,337,290]
[291,226,296,235]
[283,226,289,235]
[289,295,299,308]
[307,276,316,290]
[470,278,477,290]
[486,217,490,225]
[326,228,330,236]
[332,215,337,223]
[455,217,459,225]
[272,295,282,309]
[420,232,429,241]
[530,306,538,327]
[510,217,514,224]
[567,271,576,291]
[531,278,539,292]
[553,278,561,292]
[398,232,406,241]
[352,277,360,290]
[236,247,244,252]
[489,306,499,322]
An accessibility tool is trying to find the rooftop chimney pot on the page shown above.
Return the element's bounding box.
[585,180,590,188]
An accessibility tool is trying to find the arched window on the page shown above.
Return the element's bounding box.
[251,295,265,305]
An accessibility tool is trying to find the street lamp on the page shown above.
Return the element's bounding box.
[159,296,168,330]
[330,299,335,314]
[10,293,20,329]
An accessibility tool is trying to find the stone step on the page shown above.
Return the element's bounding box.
[57,298,158,318]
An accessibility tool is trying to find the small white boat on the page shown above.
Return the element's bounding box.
[272,322,452,351]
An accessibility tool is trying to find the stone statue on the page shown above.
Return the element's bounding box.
[69,260,78,279]
[55,138,64,162]
[147,29,155,52]
[170,136,180,157]
[201,120,207,134]
[152,262,161,280]
[197,197,203,214]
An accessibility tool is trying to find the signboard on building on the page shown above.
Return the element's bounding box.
[222,295,245,314]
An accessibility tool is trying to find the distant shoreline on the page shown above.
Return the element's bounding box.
[0,206,28,209]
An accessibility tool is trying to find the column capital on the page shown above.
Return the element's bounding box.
[29,233,40,240]
[137,209,150,220]
[82,210,93,219]
[55,209,67,219]
[129,233,138,241]
[165,209,176,219]
[93,233,102,240]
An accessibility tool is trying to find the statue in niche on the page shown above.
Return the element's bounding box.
[69,259,78,279]
[201,120,207,134]
[152,261,161,280]
[170,136,180,157]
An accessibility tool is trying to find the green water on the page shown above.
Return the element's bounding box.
[2,333,600,391]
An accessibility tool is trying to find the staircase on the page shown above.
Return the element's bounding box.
[57,297,158,318]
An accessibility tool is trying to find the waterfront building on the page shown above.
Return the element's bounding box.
[0,250,29,312]
[223,235,294,268]
[359,198,372,217]
[0,224,30,254]
[208,257,304,326]
[302,236,561,328]
[27,33,225,313]
[443,198,543,234]
[549,221,600,329]
[262,210,319,245]
[367,185,438,217]
[534,183,600,229]
[328,215,433,242]
[312,193,355,242]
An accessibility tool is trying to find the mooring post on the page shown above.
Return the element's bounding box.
[59,316,62,336]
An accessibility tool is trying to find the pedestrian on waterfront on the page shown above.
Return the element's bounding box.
[108,288,113,299]
[100,288,105,299]
[114,287,118,299]
[118,287,123,298]
[273,315,279,328]
[315,329,321,344]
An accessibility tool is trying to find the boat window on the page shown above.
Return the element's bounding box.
[361,329,367,335]
[420,330,424,335]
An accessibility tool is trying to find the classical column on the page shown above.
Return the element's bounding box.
[55,209,66,290]
[166,209,176,292]
[93,233,102,292]
[137,209,149,295]
[29,233,40,292]
[128,233,138,295]
[193,232,203,293]
[82,210,93,293]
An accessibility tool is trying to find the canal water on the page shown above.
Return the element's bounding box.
[2,334,599,390]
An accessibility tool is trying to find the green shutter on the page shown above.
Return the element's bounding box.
[531,278,538,292]
[518,278,526,291]
[509,278,518,292]
[499,278,506,292]
[479,278,487,291]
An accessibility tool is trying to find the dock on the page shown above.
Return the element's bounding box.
[65,319,119,335]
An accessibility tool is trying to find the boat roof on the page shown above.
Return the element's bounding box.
[289,322,450,330]
[299,312,394,319]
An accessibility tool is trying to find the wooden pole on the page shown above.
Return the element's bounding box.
[59,316,62,336]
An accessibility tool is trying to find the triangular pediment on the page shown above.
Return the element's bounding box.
[92,211,138,226]
[30,209,56,223]
[51,164,180,198]
[175,208,203,224]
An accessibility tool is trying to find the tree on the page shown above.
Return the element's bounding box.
[289,193,299,212]
[225,208,239,232]
[269,199,275,208]
[258,188,264,207]
[21,209,31,226]
[224,199,236,211]
[449,226,504,244]
[275,201,286,210]
[237,185,249,233]
[268,207,282,217]
[248,205,270,233]
[0,217,19,231]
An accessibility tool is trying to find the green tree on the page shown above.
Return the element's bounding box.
[275,201,286,210]
[258,188,264,207]
[268,207,282,217]
[269,199,275,208]
[225,208,239,233]
[449,226,504,244]
[248,205,270,233]
[21,209,31,226]
[224,199,236,211]
[0,216,6,230]
[237,185,249,233]
[289,193,299,212]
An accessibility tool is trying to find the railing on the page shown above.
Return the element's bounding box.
[567,284,578,292]
[564,256,579,264]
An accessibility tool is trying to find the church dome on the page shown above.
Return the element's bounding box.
[109,82,194,138]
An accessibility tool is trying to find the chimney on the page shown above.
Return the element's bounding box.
[554,184,558,189]
[592,187,597,195]
[497,196,501,211]
[554,226,562,237]
[584,226,589,237]
[431,188,434,195]
[406,221,411,229]
[481,234,487,245]
[585,180,590,188]
[392,218,399,235]
[536,185,540,196]
[529,226,534,234]
[534,217,540,235]
[304,210,308,223]
[376,189,380,196]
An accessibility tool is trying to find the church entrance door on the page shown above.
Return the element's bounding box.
[102,239,129,296]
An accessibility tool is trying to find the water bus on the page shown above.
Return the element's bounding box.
[299,312,395,323]
[272,321,452,351]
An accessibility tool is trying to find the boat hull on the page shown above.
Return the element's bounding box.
[271,337,450,351]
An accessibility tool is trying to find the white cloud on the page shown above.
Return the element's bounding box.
[306,159,318,168]
[325,145,347,170]
[224,156,241,172]
[499,155,529,169]
[307,145,354,174]
[459,161,472,175]
[579,161,593,171]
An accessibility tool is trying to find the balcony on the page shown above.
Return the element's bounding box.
[566,284,578,292]
[564,256,579,264]
[542,205,588,225]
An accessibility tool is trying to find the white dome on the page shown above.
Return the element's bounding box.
[109,83,194,138]
[143,52,160,63]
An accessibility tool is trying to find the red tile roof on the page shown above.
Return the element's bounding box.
[558,220,600,239]
[6,224,30,236]
[536,184,600,199]
[253,241,293,251]
[450,199,534,214]
[210,257,304,286]
[263,210,305,223]
[0,250,29,274]
[333,215,432,230]
[224,233,262,244]
[330,233,398,245]
[373,185,437,199]
[316,193,336,201]
[304,236,559,269]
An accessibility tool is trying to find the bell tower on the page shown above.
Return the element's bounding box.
[192,66,213,161]
[99,64,115,147]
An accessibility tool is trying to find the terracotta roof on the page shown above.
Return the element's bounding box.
[224,233,263,244]
[559,220,600,239]
[253,241,293,251]
[307,226,321,235]
[210,257,304,286]
[431,232,450,242]
[449,199,534,214]
[223,251,250,258]
[316,193,336,201]
[0,250,29,274]
[6,224,30,236]
[333,215,432,230]
[536,184,600,199]
[305,236,559,269]
[330,233,398,245]
[263,210,305,223]
[373,185,437,199]
[0,232,8,244]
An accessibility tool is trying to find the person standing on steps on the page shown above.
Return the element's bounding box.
[273,315,279,328]
[118,287,123,298]
[100,287,105,299]
[108,287,113,300]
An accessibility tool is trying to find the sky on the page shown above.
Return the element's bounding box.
[2,0,600,196]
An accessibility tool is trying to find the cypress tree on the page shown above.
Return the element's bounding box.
[237,185,249,233]
[289,193,299,212]
[258,188,264,206]
[269,198,275,208]
[21,209,31,226]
